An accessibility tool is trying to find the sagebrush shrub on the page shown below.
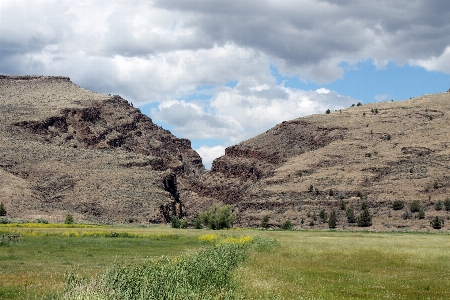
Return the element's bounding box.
[393,200,404,210]
[418,208,425,219]
[434,200,443,211]
[171,215,181,228]
[410,200,420,213]
[444,198,450,211]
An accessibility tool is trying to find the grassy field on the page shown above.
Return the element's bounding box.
[1,224,450,299]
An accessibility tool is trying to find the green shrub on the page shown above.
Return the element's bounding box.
[261,215,270,229]
[193,217,203,229]
[280,220,293,230]
[65,213,74,224]
[171,215,181,228]
[418,208,425,219]
[328,210,337,229]
[309,220,315,226]
[356,190,363,199]
[308,184,314,193]
[199,205,235,230]
[0,202,6,216]
[357,102,362,106]
[361,201,368,210]
[434,180,439,189]
[444,197,450,211]
[357,208,372,227]
[35,218,49,224]
[346,208,356,223]
[430,216,444,229]
[328,189,334,196]
[410,200,420,213]
[326,109,331,114]
[434,200,443,211]
[392,200,404,210]
[340,200,346,210]
[0,217,11,224]
[180,219,188,229]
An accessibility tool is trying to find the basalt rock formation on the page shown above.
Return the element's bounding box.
[196,92,450,231]
[2,75,450,231]
[0,75,204,223]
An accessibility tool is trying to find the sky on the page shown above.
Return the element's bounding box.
[1,0,450,169]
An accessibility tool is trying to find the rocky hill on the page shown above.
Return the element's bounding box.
[1,75,450,231]
[196,92,450,231]
[0,75,205,223]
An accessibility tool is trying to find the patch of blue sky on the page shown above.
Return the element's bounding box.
[138,102,176,133]
[224,80,238,89]
[271,61,450,104]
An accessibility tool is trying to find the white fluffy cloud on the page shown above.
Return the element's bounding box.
[1,0,449,166]
[195,145,226,168]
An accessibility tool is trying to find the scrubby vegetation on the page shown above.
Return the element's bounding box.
[393,200,405,210]
[65,239,250,299]
[198,205,235,230]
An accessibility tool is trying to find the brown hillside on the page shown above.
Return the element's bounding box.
[197,92,450,231]
[0,76,205,223]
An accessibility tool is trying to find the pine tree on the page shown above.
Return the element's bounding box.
[328,210,337,229]
[357,208,372,227]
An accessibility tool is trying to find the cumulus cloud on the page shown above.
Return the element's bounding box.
[195,145,226,169]
[153,83,356,145]
[1,0,450,165]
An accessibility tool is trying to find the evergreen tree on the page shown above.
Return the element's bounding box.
[346,208,356,223]
[430,216,444,229]
[357,208,372,227]
[328,210,337,229]
[65,213,74,224]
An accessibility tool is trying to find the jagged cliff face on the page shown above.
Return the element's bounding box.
[196,92,450,231]
[0,76,204,223]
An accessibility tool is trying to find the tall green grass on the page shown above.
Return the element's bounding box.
[64,243,250,300]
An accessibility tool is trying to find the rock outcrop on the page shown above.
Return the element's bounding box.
[196,93,450,231]
[0,75,204,223]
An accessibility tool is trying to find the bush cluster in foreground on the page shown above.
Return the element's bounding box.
[63,235,277,300]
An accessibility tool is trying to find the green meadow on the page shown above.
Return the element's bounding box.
[1,224,450,299]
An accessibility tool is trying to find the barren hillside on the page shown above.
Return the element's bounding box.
[2,75,450,231]
[0,76,205,223]
[197,92,450,231]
